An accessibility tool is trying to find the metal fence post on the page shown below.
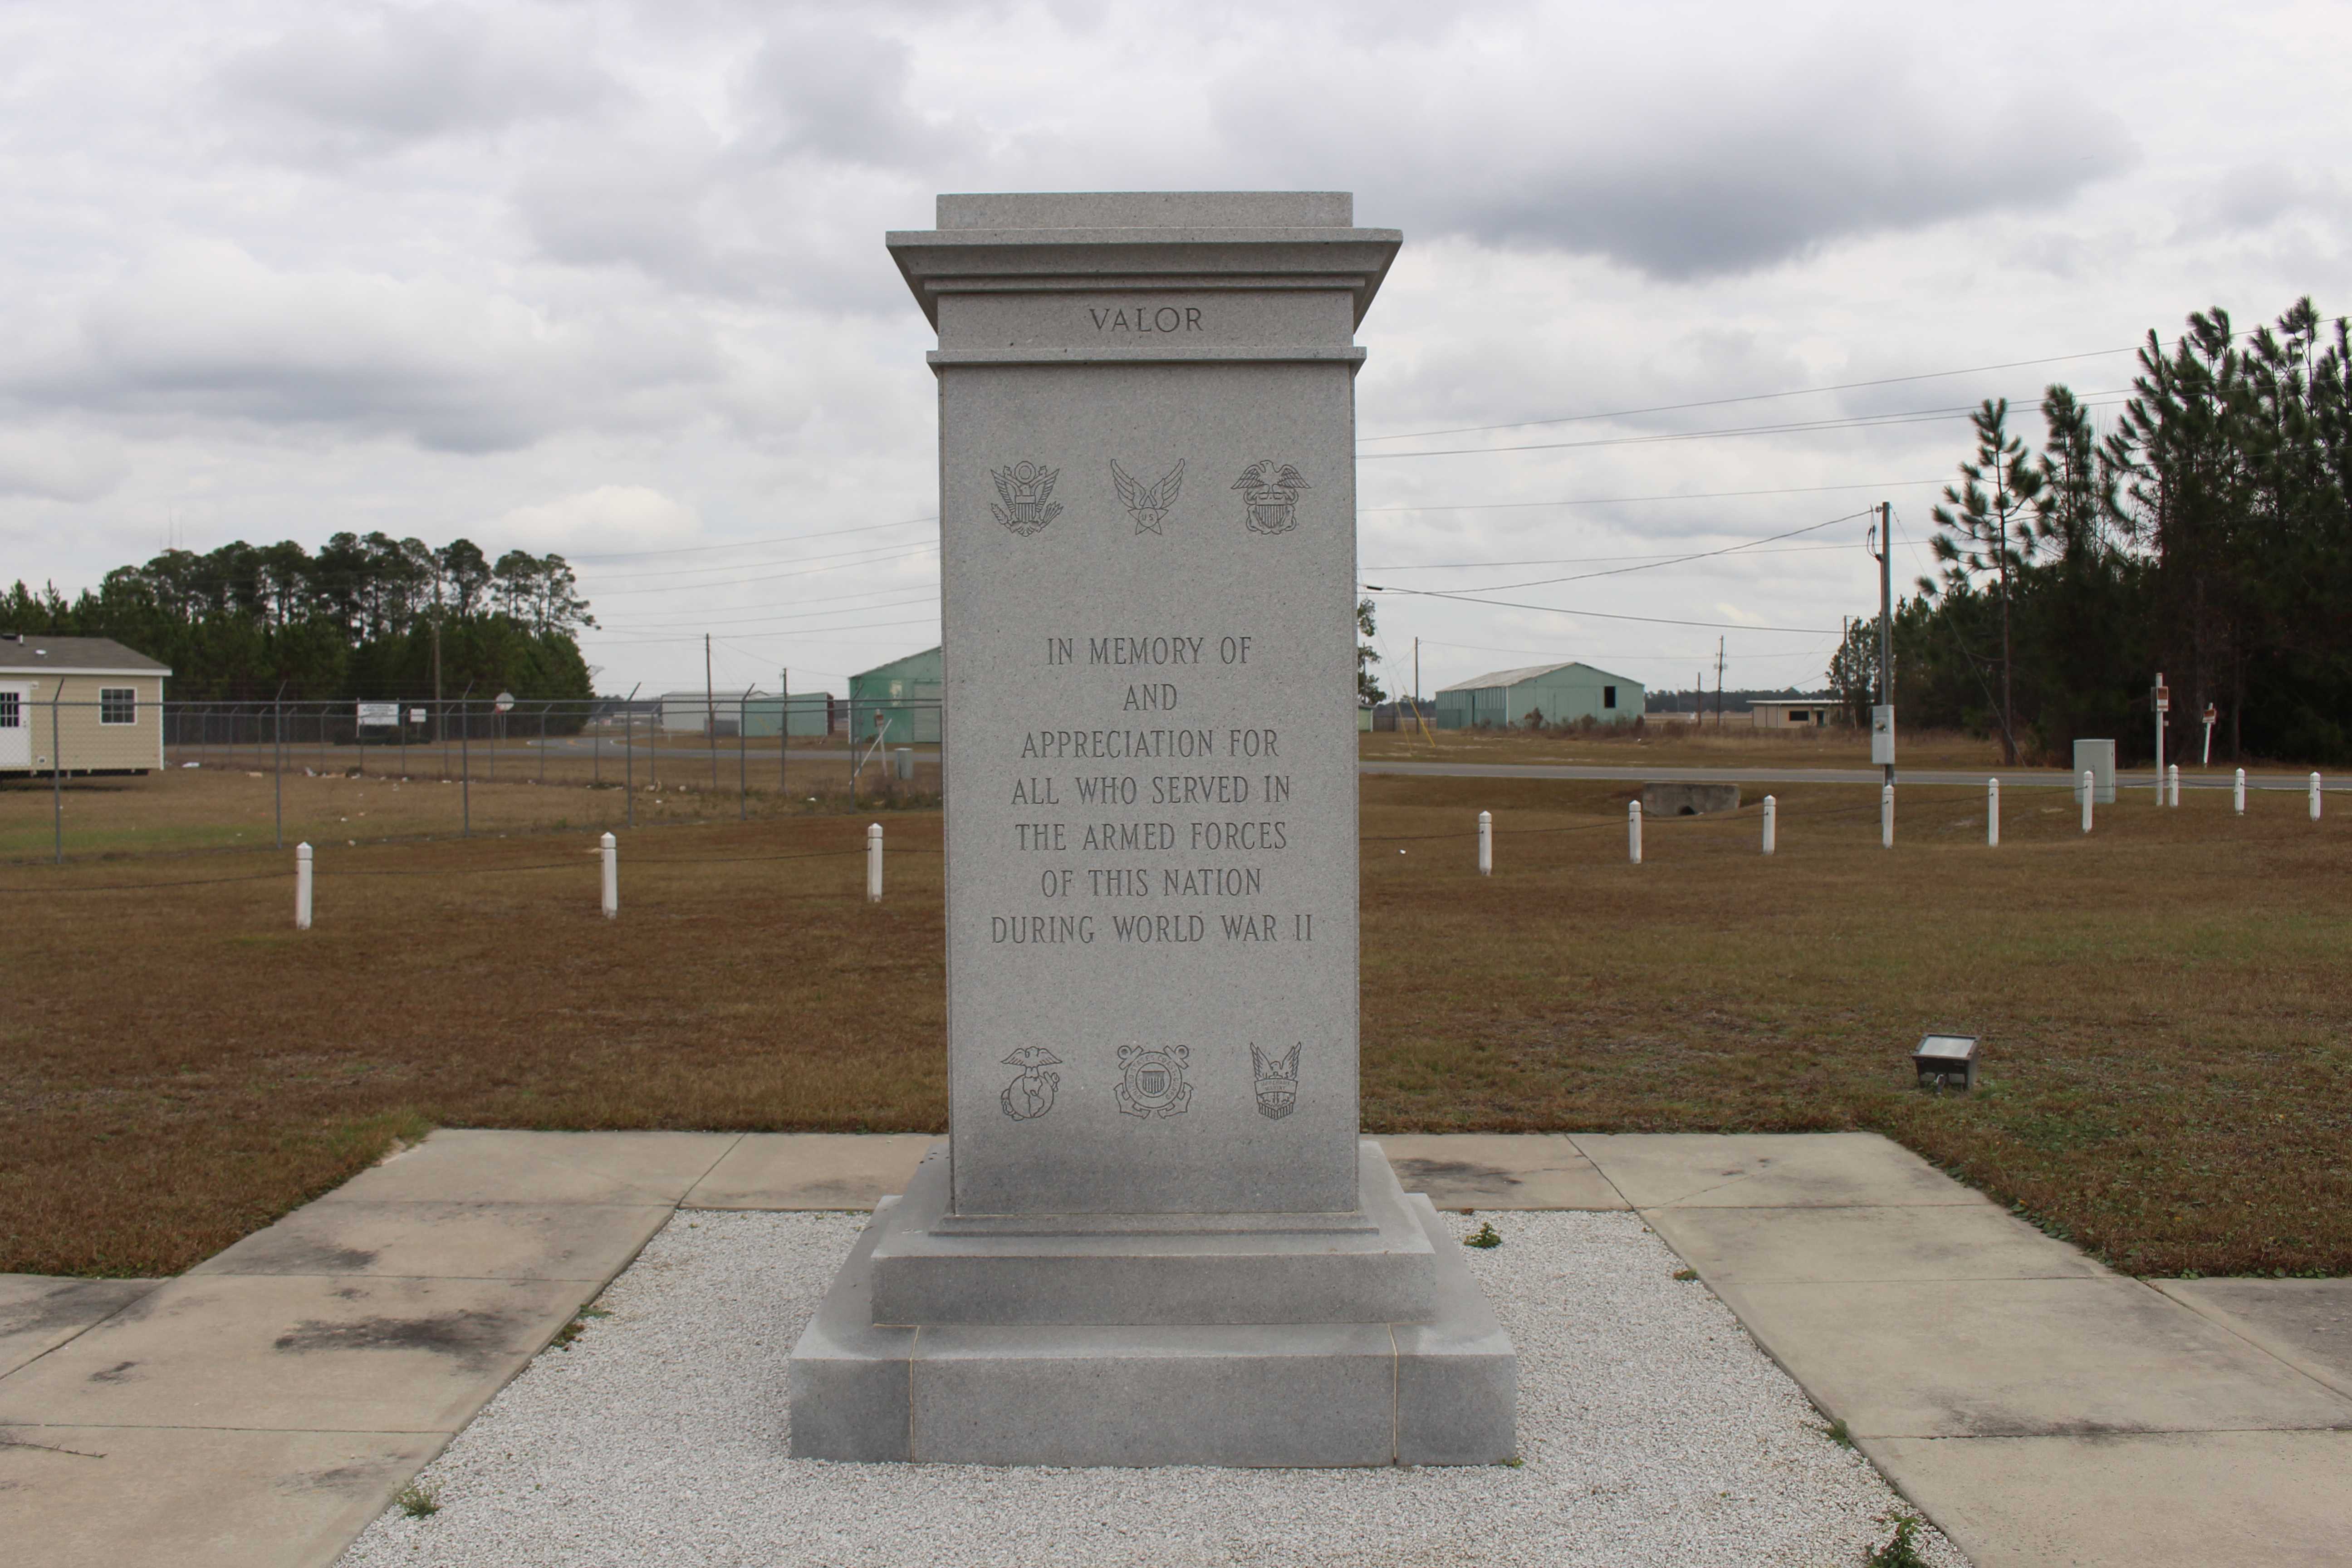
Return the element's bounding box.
[295,842,313,930]
[50,682,64,863]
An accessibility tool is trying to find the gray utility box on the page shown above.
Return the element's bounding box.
[2073,739,2117,805]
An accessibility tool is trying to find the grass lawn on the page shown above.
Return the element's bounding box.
[3,766,2345,1279]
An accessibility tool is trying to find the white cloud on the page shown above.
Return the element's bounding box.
[489,484,703,555]
[0,426,130,502]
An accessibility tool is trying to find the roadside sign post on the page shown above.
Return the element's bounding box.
[2152,675,2169,805]
[2201,703,2217,766]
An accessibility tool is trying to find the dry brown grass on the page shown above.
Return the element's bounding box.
[4,769,2347,1279]
[1359,720,2008,770]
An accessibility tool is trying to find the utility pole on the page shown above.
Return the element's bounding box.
[1873,501,1895,790]
[780,666,790,793]
[1715,638,1725,729]
[433,613,446,780]
[706,633,719,792]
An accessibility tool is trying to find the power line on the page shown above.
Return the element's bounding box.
[1377,511,1871,594]
[567,514,937,563]
[1360,583,1835,636]
[1358,478,1943,514]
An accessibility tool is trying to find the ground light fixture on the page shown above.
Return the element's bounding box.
[1912,1034,1980,1092]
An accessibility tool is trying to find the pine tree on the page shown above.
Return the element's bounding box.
[1930,398,2045,764]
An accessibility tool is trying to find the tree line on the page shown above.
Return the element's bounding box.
[1,532,598,705]
[1829,297,2352,765]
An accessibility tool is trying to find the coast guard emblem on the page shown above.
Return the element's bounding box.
[1252,1044,1300,1120]
[1000,1046,1062,1121]
[1110,458,1185,535]
[1233,461,1308,535]
[1115,1044,1192,1119]
[990,461,1063,536]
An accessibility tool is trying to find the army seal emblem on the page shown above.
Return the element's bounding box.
[1251,1044,1300,1120]
[990,461,1063,536]
[1115,1043,1192,1119]
[1232,460,1308,534]
[1000,1046,1062,1121]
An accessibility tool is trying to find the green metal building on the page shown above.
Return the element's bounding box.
[1432,660,1643,730]
[848,647,942,744]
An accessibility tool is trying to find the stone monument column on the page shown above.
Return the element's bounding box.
[789,192,1515,1468]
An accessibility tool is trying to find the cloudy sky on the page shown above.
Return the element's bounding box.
[3,0,2346,700]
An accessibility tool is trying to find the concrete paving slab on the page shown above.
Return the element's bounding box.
[1575,1132,1991,1209]
[682,1132,934,1210]
[1649,1202,2108,1284]
[1862,1429,2352,1568]
[1716,1275,2352,1439]
[0,1273,586,1434]
[0,1275,163,1379]
[2153,1277,2352,1400]
[0,1423,444,1568]
[189,1200,672,1283]
[1375,1133,1629,1210]
[317,1130,739,1207]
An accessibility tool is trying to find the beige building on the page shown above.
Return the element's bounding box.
[0,635,172,776]
[1748,699,1842,730]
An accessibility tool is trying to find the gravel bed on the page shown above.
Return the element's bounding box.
[340,1209,1965,1568]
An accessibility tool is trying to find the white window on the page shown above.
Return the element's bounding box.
[0,691,17,727]
[100,687,136,725]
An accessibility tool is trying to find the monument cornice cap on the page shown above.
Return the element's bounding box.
[886,191,1400,327]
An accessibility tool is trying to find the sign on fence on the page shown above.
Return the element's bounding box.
[355,702,400,726]
[408,707,428,724]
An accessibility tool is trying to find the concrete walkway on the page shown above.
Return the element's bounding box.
[3,1131,2347,1567]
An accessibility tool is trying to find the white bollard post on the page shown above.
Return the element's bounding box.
[1761,794,1776,855]
[1987,778,2000,847]
[1881,784,1894,849]
[2082,769,2095,833]
[600,831,617,920]
[2234,768,2246,815]
[1477,810,1492,876]
[2312,772,2324,822]
[294,842,313,930]
[2168,763,2180,808]
[1627,799,1642,865]
[867,821,884,901]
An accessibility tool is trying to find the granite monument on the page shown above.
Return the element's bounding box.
[788,191,1516,1467]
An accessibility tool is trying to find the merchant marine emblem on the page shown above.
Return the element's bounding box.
[1115,1043,1193,1119]
[990,461,1063,536]
[1251,1044,1301,1120]
[1109,457,1185,535]
[1232,460,1308,535]
[999,1046,1062,1121]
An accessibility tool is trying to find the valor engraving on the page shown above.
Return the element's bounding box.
[1109,458,1186,535]
[1115,1043,1193,1119]
[1232,461,1309,535]
[990,461,1064,536]
[1252,1043,1300,1119]
[1000,1046,1063,1120]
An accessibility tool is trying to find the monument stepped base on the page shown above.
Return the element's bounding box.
[788,1145,1517,1467]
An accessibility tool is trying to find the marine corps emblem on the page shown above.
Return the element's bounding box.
[1110,457,1185,535]
[1115,1043,1193,1119]
[990,461,1063,536]
[1251,1044,1300,1120]
[1000,1046,1062,1121]
[1232,460,1308,535]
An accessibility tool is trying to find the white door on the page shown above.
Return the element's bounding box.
[0,684,28,768]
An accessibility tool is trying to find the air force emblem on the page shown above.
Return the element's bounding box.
[1115,1043,1192,1119]
[990,461,1063,536]
[1110,458,1185,535]
[1000,1046,1062,1121]
[1252,1044,1301,1119]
